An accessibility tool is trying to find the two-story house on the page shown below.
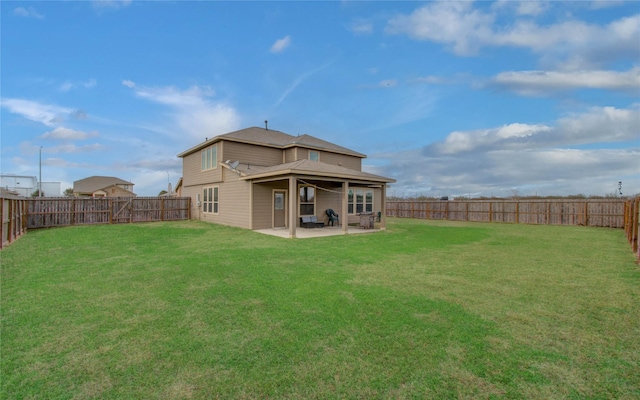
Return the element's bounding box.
[73,176,136,198]
[177,126,395,238]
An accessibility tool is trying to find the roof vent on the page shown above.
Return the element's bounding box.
[264,120,268,130]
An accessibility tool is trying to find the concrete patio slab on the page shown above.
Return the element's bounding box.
[255,225,381,239]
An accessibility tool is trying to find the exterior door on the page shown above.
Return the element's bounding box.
[273,190,286,228]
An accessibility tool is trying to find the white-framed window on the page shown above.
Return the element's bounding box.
[348,188,373,214]
[299,185,315,216]
[309,150,319,162]
[201,145,218,171]
[203,186,219,214]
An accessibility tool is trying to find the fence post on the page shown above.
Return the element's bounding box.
[8,199,13,244]
[71,198,76,226]
[515,201,519,224]
[489,202,493,223]
[633,197,639,257]
[161,198,165,221]
[584,201,589,226]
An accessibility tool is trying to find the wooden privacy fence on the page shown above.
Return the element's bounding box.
[27,197,191,229]
[625,196,640,261]
[1,196,28,249]
[387,199,626,228]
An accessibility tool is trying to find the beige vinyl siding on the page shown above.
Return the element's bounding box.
[284,148,296,163]
[374,188,382,215]
[181,185,203,222]
[223,141,283,167]
[106,186,135,197]
[183,179,251,229]
[182,151,222,187]
[316,151,362,170]
[215,174,251,229]
[293,148,361,170]
[252,180,288,230]
[315,183,342,225]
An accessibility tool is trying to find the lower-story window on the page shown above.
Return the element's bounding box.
[203,186,219,214]
[299,185,315,215]
[349,188,373,214]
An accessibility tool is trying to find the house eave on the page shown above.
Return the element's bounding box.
[240,169,395,184]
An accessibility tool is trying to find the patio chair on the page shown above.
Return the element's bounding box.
[326,209,339,226]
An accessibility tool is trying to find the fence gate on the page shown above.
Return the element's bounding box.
[112,198,132,223]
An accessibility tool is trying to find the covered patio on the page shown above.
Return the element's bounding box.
[233,159,394,238]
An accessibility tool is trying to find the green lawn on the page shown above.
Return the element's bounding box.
[1,218,638,399]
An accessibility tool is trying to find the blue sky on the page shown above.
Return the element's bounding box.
[2,0,638,197]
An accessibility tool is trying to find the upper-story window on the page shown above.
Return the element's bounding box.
[201,145,217,171]
[309,150,319,162]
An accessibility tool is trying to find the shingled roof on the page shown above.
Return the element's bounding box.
[227,159,394,184]
[73,176,134,194]
[177,127,366,158]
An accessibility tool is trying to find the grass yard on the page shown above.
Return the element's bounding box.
[1,218,639,399]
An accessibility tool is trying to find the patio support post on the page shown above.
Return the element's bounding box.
[381,184,387,230]
[342,181,349,234]
[289,176,297,238]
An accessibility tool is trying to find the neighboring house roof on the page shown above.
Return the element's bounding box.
[73,176,134,194]
[177,127,366,158]
[227,159,395,184]
[0,187,23,198]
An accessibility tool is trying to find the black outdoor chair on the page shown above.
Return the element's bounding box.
[326,209,339,226]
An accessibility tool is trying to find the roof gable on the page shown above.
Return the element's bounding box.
[177,127,365,158]
[73,176,134,193]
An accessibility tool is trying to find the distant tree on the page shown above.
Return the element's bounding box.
[63,188,74,197]
[31,189,44,197]
[158,190,168,196]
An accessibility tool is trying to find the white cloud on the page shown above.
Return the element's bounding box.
[123,81,240,141]
[270,35,292,53]
[489,67,640,95]
[492,0,549,16]
[590,1,626,10]
[40,127,99,141]
[59,79,97,92]
[350,19,373,35]
[274,61,333,107]
[385,2,494,56]
[1,98,74,127]
[14,7,44,19]
[385,3,640,68]
[374,104,640,197]
[426,105,639,156]
[46,143,106,154]
[92,0,132,10]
